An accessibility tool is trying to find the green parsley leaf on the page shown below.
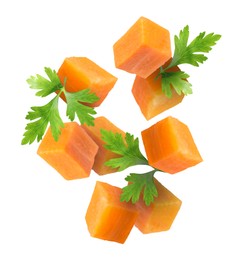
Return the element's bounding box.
[101,129,163,205]
[22,67,98,145]
[169,25,221,68]
[21,95,64,145]
[100,130,148,171]
[27,67,62,97]
[156,26,221,98]
[161,71,192,98]
[120,170,158,206]
[65,89,99,126]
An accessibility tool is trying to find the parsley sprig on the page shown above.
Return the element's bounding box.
[121,170,158,206]
[22,67,99,145]
[101,129,161,206]
[101,130,148,171]
[157,25,221,97]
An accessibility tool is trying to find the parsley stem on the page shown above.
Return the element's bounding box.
[146,169,157,177]
[158,59,175,75]
[56,86,64,97]
[135,156,149,166]
[164,56,180,71]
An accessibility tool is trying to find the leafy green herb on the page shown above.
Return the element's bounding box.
[101,129,160,206]
[121,170,158,206]
[100,129,148,171]
[22,95,64,145]
[157,25,221,97]
[157,69,192,98]
[22,67,99,145]
[168,25,221,69]
[27,67,63,97]
[65,89,98,126]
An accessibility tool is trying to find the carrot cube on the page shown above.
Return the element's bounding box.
[132,66,184,120]
[85,181,138,244]
[141,116,203,173]
[135,178,182,233]
[82,116,125,175]
[113,16,172,78]
[37,122,98,180]
[57,57,118,107]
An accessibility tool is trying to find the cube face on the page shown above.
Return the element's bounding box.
[132,68,184,120]
[141,116,203,173]
[92,205,136,244]
[37,122,98,180]
[113,16,171,78]
[135,179,182,233]
[57,57,117,107]
[92,146,118,174]
[82,117,125,175]
[85,181,138,244]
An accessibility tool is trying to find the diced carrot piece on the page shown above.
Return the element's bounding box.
[135,178,182,233]
[132,65,184,120]
[82,116,125,175]
[85,181,138,244]
[113,16,171,78]
[57,57,118,107]
[141,116,203,173]
[37,122,98,180]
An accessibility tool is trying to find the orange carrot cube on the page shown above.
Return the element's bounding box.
[82,116,125,175]
[141,116,203,173]
[135,178,182,233]
[113,16,171,78]
[57,57,118,107]
[85,181,138,244]
[37,122,98,180]
[132,66,184,120]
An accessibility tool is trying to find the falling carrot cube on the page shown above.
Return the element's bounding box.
[82,116,125,175]
[132,66,184,120]
[135,178,182,233]
[57,57,118,107]
[113,16,172,78]
[37,122,99,180]
[85,181,138,244]
[141,116,203,174]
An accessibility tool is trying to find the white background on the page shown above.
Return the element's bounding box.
[1,0,244,259]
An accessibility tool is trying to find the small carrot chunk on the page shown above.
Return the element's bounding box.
[113,16,171,78]
[85,181,138,244]
[57,57,117,107]
[141,116,203,173]
[135,178,182,233]
[37,122,98,180]
[82,116,125,175]
[132,66,184,120]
